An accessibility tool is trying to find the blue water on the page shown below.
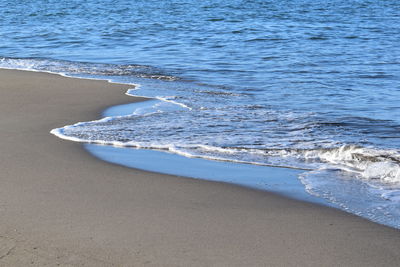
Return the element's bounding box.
[85,143,326,205]
[1,0,400,228]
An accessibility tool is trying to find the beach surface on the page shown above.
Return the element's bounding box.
[0,68,399,266]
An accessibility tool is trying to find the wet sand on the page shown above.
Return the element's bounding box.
[0,68,399,266]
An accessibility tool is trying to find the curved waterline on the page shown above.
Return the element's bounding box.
[2,58,400,229]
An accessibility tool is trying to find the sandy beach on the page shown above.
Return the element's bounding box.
[0,68,400,266]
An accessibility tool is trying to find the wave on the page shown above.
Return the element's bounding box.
[295,146,400,184]
[51,105,400,187]
[3,56,399,188]
[0,56,178,81]
[3,55,400,228]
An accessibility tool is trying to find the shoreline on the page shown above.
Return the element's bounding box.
[85,144,329,206]
[1,68,400,266]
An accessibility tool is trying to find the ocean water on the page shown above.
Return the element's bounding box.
[1,0,400,227]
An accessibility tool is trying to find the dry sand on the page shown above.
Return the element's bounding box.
[0,68,399,266]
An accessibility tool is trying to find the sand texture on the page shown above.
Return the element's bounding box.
[0,69,400,266]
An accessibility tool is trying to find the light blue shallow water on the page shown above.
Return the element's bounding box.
[1,0,400,228]
[85,144,326,205]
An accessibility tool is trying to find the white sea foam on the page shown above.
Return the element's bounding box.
[154,96,192,110]
[0,57,178,81]
[52,110,400,187]
[301,146,400,184]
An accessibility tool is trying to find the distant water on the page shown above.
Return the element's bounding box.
[1,0,400,228]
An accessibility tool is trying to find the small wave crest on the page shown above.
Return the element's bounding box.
[301,145,400,185]
[0,57,179,81]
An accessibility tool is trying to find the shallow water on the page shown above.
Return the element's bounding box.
[1,0,400,228]
[85,143,325,205]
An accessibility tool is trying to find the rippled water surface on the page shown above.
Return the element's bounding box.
[1,0,400,227]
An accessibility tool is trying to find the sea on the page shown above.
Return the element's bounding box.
[1,0,400,228]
